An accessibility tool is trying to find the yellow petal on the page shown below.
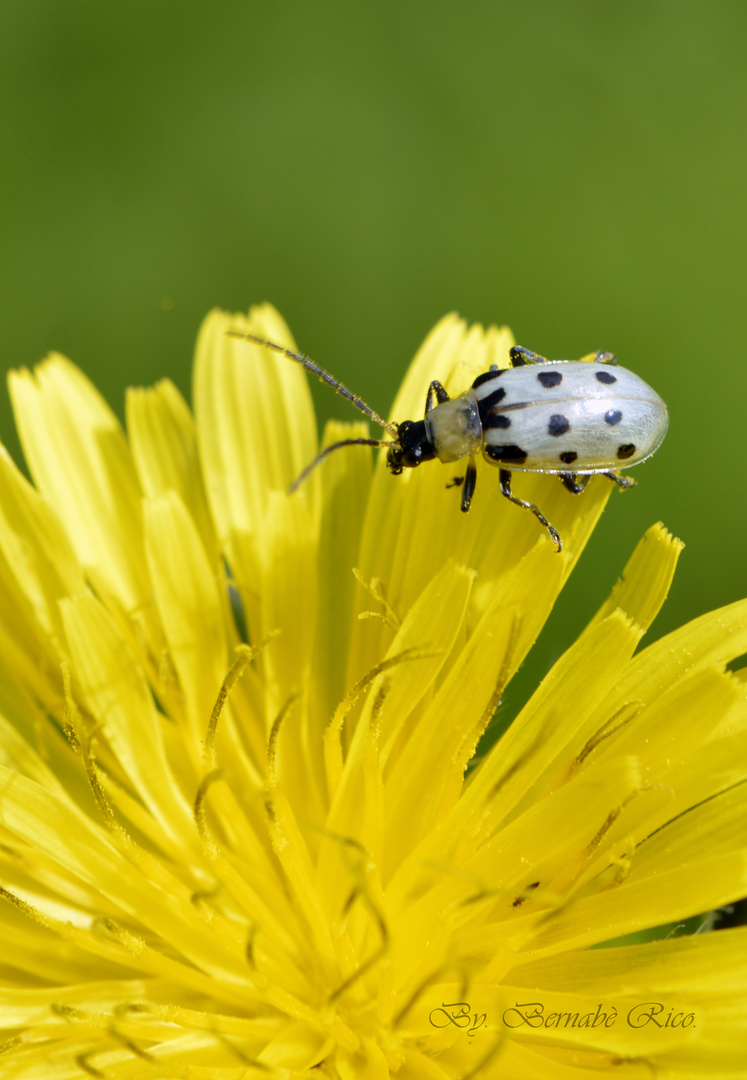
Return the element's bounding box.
[127,377,218,563]
[8,355,147,614]
[587,520,684,632]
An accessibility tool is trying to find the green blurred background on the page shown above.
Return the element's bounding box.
[2,0,746,698]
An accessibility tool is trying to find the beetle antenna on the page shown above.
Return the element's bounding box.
[289,437,394,492]
[227,330,400,439]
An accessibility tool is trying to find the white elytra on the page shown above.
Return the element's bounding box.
[464,360,669,473]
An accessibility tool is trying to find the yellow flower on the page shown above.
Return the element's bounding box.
[0,305,746,1078]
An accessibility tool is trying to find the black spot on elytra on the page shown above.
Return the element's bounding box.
[485,444,528,464]
[484,413,511,429]
[604,409,622,425]
[617,443,636,460]
[537,370,563,388]
[548,414,571,437]
[559,451,577,464]
[472,370,505,389]
[596,370,617,385]
[480,385,507,409]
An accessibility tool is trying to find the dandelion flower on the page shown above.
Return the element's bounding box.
[0,306,746,1078]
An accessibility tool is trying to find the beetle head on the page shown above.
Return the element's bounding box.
[387,420,437,474]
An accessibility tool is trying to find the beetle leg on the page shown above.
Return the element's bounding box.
[499,469,562,552]
[578,350,618,365]
[460,458,477,512]
[559,472,591,495]
[425,380,450,414]
[509,346,548,367]
[603,470,635,489]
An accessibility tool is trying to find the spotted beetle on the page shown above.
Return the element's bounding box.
[228,334,668,552]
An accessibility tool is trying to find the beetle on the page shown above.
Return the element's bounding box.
[227,333,668,552]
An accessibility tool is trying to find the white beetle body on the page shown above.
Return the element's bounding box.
[427,359,668,474]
